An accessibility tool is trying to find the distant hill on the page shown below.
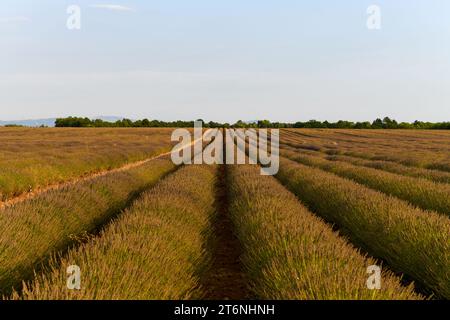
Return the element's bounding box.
[0,118,57,127]
[0,116,124,127]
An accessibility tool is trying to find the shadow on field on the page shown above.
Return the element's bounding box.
[199,132,251,300]
[5,158,178,298]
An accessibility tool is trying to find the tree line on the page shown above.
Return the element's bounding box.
[55,116,450,130]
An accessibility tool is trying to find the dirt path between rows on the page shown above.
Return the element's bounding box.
[200,132,250,300]
[0,139,201,210]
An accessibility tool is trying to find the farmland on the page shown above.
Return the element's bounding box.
[0,127,449,300]
[0,128,175,202]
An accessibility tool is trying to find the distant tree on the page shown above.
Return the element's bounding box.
[354,122,372,129]
[372,118,383,129]
[52,116,450,130]
[398,122,413,129]
[382,117,398,129]
[141,119,150,127]
[335,120,355,129]
[257,120,271,128]
[232,120,246,128]
[304,120,326,128]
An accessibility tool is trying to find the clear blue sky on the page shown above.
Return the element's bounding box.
[1,0,449,122]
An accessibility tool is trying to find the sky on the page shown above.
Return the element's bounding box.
[1,0,449,122]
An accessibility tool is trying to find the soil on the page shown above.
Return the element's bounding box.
[200,131,250,300]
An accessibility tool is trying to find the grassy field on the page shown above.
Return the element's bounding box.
[277,157,450,299]
[282,129,450,171]
[0,157,176,295]
[280,148,450,217]
[228,164,419,300]
[14,165,217,300]
[1,127,449,300]
[0,128,175,201]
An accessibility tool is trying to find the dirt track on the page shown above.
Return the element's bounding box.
[0,139,202,209]
[200,131,250,300]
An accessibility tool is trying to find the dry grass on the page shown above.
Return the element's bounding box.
[0,158,175,295]
[0,128,175,200]
[281,148,450,217]
[281,129,450,172]
[0,128,448,300]
[325,154,450,185]
[12,165,216,300]
[276,157,450,299]
[281,138,450,185]
[228,164,420,300]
